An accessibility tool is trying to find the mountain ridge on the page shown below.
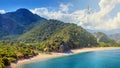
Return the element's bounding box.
[93,32,115,43]
[0,8,46,39]
[109,33,120,42]
[0,8,98,52]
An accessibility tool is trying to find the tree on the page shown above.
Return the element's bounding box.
[0,58,5,68]
[2,57,10,66]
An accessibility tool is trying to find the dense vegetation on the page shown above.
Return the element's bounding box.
[0,8,46,39]
[109,33,120,42]
[0,41,39,68]
[0,8,120,67]
[93,32,115,43]
[93,32,120,47]
[18,20,97,52]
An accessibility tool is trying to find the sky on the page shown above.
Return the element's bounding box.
[0,0,120,34]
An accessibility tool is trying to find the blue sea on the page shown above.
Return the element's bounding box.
[18,49,120,68]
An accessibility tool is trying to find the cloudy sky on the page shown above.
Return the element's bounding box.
[0,0,120,34]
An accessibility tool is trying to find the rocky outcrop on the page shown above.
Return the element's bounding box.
[59,41,69,52]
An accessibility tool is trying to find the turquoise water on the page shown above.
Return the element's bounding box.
[18,49,120,68]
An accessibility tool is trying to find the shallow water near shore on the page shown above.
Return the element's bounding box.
[18,49,120,68]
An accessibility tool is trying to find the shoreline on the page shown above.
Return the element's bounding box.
[11,47,120,68]
[71,47,120,54]
[10,53,68,68]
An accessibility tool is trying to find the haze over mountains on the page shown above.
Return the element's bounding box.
[93,32,115,43]
[109,33,120,42]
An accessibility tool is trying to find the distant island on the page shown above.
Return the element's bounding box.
[0,8,120,68]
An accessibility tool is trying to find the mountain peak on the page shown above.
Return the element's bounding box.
[15,8,32,14]
[0,8,46,38]
[16,8,30,11]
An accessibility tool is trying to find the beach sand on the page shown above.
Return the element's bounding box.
[71,47,120,54]
[11,47,120,68]
[11,53,69,68]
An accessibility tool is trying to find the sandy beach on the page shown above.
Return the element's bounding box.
[11,53,68,68]
[11,47,120,68]
[71,47,120,54]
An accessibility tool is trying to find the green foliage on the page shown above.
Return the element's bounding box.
[0,58,5,68]
[98,42,107,47]
[7,57,16,62]
[2,57,10,66]
[17,20,98,52]
[0,8,46,39]
[0,9,120,67]
[0,41,39,66]
[18,20,65,42]
[94,32,120,47]
[109,33,120,42]
[97,42,120,47]
[93,32,115,43]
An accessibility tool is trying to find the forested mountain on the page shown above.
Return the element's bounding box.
[93,32,115,43]
[0,8,98,52]
[0,8,46,39]
[18,20,66,42]
[0,8,99,67]
[109,33,120,42]
[0,8,120,67]
[18,20,97,52]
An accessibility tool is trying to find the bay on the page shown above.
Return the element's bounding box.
[18,49,120,68]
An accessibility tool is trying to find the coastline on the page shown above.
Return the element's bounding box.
[71,47,120,54]
[11,53,68,68]
[11,47,120,68]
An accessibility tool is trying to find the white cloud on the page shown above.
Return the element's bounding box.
[86,0,120,30]
[59,3,73,13]
[0,10,6,14]
[30,0,120,32]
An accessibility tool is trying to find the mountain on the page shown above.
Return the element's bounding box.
[109,33,120,42]
[93,32,115,43]
[18,19,97,52]
[18,20,65,42]
[0,8,46,39]
[0,8,98,52]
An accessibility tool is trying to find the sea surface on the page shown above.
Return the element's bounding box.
[18,49,120,68]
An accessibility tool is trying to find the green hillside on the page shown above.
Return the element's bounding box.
[0,8,46,39]
[0,19,98,67]
[18,20,97,52]
[18,20,65,42]
[0,8,120,68]
[109,33,120,42]
[93,32,115,43]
